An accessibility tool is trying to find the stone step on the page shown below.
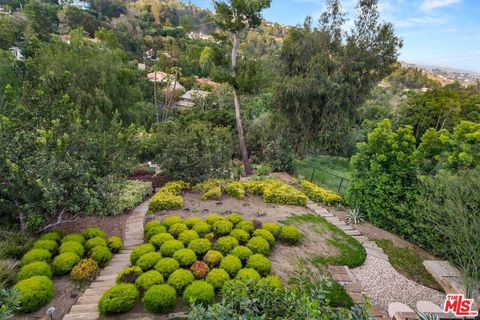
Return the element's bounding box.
[332,272,352,282]
[338,225,354,231]
[96,275,117,281]
[63,312,100,320]
[70,304,98,313]
[366,247,389,261]
[90,282,114,289]
[345,282,363,293]
[83,289,108,296]
[350,293,363,304]
[344,229,362,236]
[328,265,349,274]
[318,212,334,217]
[352,235,369,243]
[77,294,103,304]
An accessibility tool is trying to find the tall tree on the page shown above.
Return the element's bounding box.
[213,0,271,176]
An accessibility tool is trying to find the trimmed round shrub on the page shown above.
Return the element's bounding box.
[280,225,302,245]
[98,283,139,315]
[235,268,261,283]
[39,231,62,242]
[258,275,283,289]
[190,261,210,279]
[145,225,167,241]
[135,270,164,292]
[62,233,85,244]
[231,246,253,263]
[107,236,123,253]
[192,222,211,237]
[160,239,185,257]
[169,223,188,238]
[246,254,272,276]
[183,280,214,306]
[144,220,162,234]
[150,233,174,249]
[70,258,99,283]
[173,248,197,267]
[203,250,223,268]
[205,268,230,290]
[219,255,242,277]
[214,236,238,255]
[167,269,194,293]
[85,237,107,252]
[235,220,255,234]
[17,261,52,281]
[33,239,58,253]
[178,230,200,246]
[155,258,179,278]
[246,237,270,256]
[59,241,85,257]
[204,232,214,241]
[162,215,183,228]
[212,220,234,236]
[253,229,275,247]
[89,246,112,267]
[142,284,177,313]
[52,252,81,275]
[130,243,155,265]
[13,276,54,313]
[184,217,202,228]
[116,266,143,284]
[230,229,250,244]
[205,215,224,225]
[261,222,282,238]
[187,238,211,256]
[136,252,162,271]
[21,249,51,265]
[226,213,243,225]
[82,227,105,240]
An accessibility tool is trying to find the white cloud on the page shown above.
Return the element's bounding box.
[420,0,462,11]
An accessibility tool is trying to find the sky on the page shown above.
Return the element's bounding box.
[187,0,480,73]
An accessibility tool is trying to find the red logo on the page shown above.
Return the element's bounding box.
[443,294,478,317]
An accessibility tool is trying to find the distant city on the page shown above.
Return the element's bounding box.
[401,62,480,87]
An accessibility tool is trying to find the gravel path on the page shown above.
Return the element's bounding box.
[351,253,445,310]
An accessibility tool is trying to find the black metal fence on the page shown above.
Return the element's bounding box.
[293,160,351,195]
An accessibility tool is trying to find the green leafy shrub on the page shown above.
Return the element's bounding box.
[219,255,242,277]
[70,258,99,284]
[203,250,223,268]
[193,179,224,193]
[162,215,184,228]
[263,182,308,206]
[21,249,51,265]
[258,275,282,289]
[224,182,245,199]
[178,230,200,246]
[148,191,183,213]
[62,233,85,244]
[214,236,238,255]
[184,217,202,228]
[299,180,343,204]
[246,237,270,256]
[231,246,253,263]
[89,246,112,267]
[235,220,255,234]
[253,229,275,246]
[135,270,164,292]
[82,227,105,240]
[14,276,54,313]
[144,220,162,234]
[261,222,282,238]
[160,240,185,257]
[150,233,175,249]
[235,268,261,283]
[107,236,123,253]
[230,229,250,244]
[183,280,214,306]
[187,238,211,256]
[106,180,152,216]
[192,222,211,237]
[0,231,34,259]
[155,258,179,278]
[52,252,81,275]
[173,249,197,267]
[190,261,210,279]
[17,261,52,281]
[0,287,20,318]
[280,226,302,245]
[145,226,167,241]
[142,284,177,313]
[136,252,162,271]
[169,223,188,238]
[242,180,268,195]
[205,215,224,225]
[167,269,194,292]
[201,186,222,200]
[59,241,85,257]
[204,232,214,241]
[33,240,58,253]
[85,237,107,252]
[38,231,62,243]
[205,268,230,290]
[98,283,139,315]
[130,243,155,264]
[116,266,143,284]
[225,214,242,225]
[246,254,272,276]
[162,181,190,194]
[212,220,234,236]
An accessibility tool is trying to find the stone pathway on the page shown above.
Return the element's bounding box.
[63,200,148,320]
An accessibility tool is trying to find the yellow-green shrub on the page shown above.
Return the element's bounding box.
[21,249,51,265]
[162,215,183,228]
[230,229,250,244]
[205,268,230,290]
[205,215,224,225]
[107,236,123,253]
[150,233,174,249]
[167,269,194,293]
[136,252,162,271]
[59,241,85,257]
[201,186,222,200]
[252,229,275,246]
[299,180,343,204]
[116,266,143,284]
[130,244,155,265]
[17,261,52,281]
[52,252,81,275]
[184,217,202,228]
[173,248,197,267]
[13,276,54,313]
[144,220,162,234]
[231,246,253,263]
[212,220,234,236]
[261,222,282,238]
[155,258,179,278]
[263,182,308,206]
[235,220,255,235]
[203,250,223,268]
[178,230,200,246]
[89,246,112,267]
[224,181,245,199]
[70,258,99,283]
[226,213,243,225]
[246,237,270,256]
[214,236,238,255]
[32,240,58,253]
[188,238,211,256]
[160,240,184,257]
[148,190,183,213]
[219,255,242,277]
[85,237,107,252]
[168,223,188,237]
[142,284,176,313]
[235,268,261,283]
[135,270,164,292]
[82,227,105,240]
[192,179,224,192]
[183,280,214,306]
[246,254,272,276]
[162,181,190,194]
[62,233,85,244]
[98,283,139,314]
[280,225,302,245]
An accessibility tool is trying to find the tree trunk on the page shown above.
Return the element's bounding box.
[231,32,252,176]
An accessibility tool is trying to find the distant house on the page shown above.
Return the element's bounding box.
[143,48,155,60]
[147,71,172,83]
[9,46,23,61]
[60,0,90,10]
[174,89,210,109]
[196,77,220,87]
[188,32,214,42]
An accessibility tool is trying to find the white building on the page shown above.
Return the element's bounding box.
[60,0,91,10]
[174,89,210,109]
[9,46,23,61]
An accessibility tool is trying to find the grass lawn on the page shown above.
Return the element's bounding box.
[375,239,443,291]
[282,214,366,268]
[293,155,353,194]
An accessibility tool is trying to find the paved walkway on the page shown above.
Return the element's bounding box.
[63,200,148,320]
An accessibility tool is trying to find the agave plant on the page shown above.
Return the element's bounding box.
[346,208,366,225]
[418,313,440,320]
